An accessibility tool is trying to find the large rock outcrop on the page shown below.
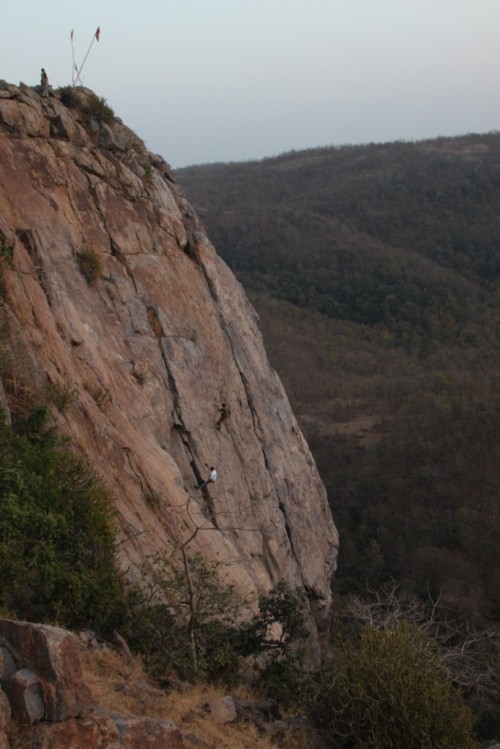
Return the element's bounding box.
[0,618,184,748]
[0,80,338,649]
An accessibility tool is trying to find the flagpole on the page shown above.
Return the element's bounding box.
[75,27,100,86]
[71,30,75,86]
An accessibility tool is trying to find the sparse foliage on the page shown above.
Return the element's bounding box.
[0,231,13,299]
[238,580,308,658]
[77,247,104,284]
[125,551,243,683]
[124,547,309,688]
[57,85,81,109]
[45,380,78,411]
[144,488,163,511]
[309,622,476,749]
[57,87,114,124]
[337,582,500,738]
[0,232,13,265]
[81,93,115,124]
[84,382,111,411]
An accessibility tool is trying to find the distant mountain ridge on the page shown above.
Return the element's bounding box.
[176,132,500,354]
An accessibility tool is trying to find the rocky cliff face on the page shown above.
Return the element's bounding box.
[0,80,338,649]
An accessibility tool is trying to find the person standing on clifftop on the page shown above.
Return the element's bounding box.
[40,68,49,97]
[195,466,217,490]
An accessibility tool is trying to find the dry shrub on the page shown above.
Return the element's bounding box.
[77,644,302,749]
[79,646,145,713]
[45,380,78,412]
[146,306,164,337]
[77,248,104,284]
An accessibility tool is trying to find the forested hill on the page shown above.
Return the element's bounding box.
[175,134,500,627]
[176,133,500,355]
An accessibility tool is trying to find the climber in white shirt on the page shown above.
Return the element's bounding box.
[196,466,217,490]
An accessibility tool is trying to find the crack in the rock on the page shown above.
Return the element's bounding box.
[199,272,302,572]
[158,337,218,528]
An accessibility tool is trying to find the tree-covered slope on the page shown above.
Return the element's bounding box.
[176,134,500,353]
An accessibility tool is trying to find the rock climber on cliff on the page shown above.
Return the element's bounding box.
[216,403,231,430]
[195,466,217,490]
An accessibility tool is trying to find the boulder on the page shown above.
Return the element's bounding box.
[0,619,92,720]
[110,632,133,664]
[3,667,45,724]
[121,679,165,702]
[208,696,237,725]
[234,696,281,728]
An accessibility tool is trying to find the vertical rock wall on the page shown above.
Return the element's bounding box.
[0,81,338,650]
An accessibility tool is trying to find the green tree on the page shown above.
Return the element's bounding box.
[238,579,308,657]
[126,551,243,683]
[0,409,125,633]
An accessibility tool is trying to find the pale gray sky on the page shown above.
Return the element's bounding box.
[3,1,500,167]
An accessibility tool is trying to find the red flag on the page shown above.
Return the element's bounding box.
[95,26,100,41]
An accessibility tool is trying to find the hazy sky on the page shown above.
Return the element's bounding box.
[3,1,500,168]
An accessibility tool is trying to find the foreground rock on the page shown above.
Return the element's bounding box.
[0,619,184,748]
[0,619,92,721]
